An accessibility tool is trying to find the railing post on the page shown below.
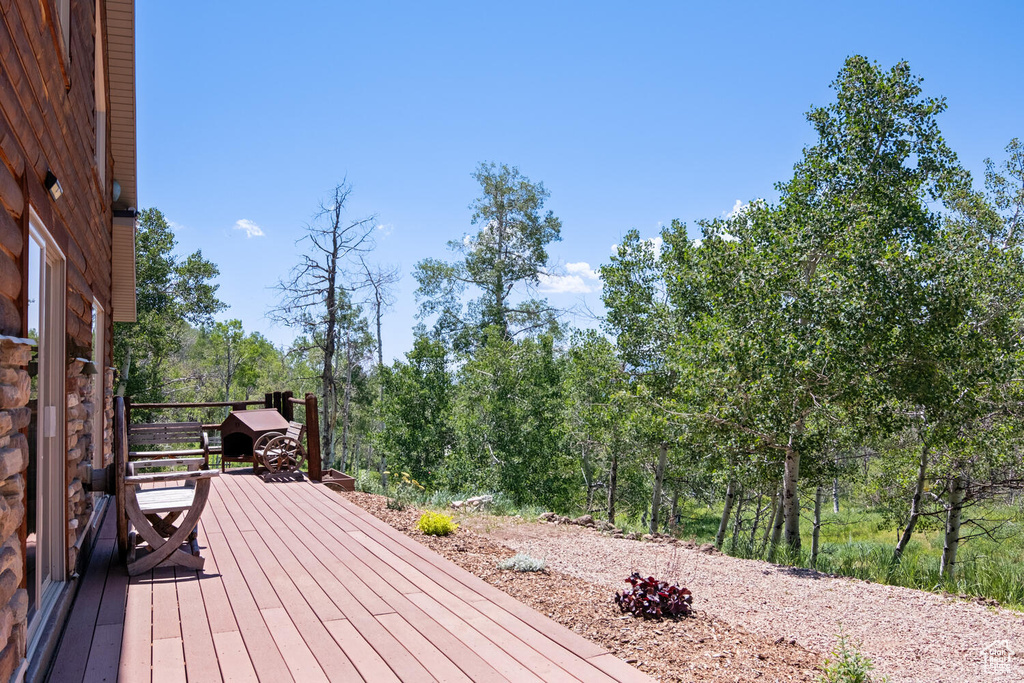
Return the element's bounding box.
[265,393,273,409]
[305,393,321,482]
[282,391,294,422]
[114,396,129,558]
[273,391,282,415]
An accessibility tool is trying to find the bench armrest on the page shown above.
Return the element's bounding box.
[125,470,220,485]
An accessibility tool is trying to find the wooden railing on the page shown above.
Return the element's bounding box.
[121,391,322,482]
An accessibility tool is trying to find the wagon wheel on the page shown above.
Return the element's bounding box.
[262,435,306,473]
[253,431,284,472]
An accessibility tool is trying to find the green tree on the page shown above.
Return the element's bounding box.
[445,331,573,508]
[414,162,562,346]
[114,207,224,401]
[376,334,454,486]
[195,320,282,403]
[659,56,975,554]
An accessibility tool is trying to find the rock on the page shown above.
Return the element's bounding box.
[0,445,24,481]
[0,340,32,367]
[612,532,624,538]
[642,534,653,542]
[572,514,594,526]
[7,408,29,432]
[0,371,29,410]
[538,512,555,522]
[698,543,717,554]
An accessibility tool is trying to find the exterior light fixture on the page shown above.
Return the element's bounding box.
[112,179,121,203]
[45,170,63,201]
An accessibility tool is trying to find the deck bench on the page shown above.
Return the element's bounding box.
[128,421,211,468]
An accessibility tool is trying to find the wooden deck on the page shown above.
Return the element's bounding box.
[48,471,652,682]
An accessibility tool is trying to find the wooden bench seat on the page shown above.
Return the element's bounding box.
[124,456,218,575]
[136,486,198,515]
[128,421,211,468]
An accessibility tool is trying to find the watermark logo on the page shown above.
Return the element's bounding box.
[981,640,1014,675]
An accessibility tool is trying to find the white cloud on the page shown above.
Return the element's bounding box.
[376,223,394,237]
[610,236,663,258]
[538,274,594,294]
[538,261,601,294]
[234,219,264,238]
[565,262,599,280]
[725,199,747,218]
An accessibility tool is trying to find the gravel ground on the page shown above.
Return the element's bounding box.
[344,492,822,682]
[478,517,1024,683]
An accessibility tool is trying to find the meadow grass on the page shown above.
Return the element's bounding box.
[671,499,1024,610]
[352,470,1023,608]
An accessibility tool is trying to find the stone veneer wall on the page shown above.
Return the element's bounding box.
[0,339,31,681]
[103,368,113,467]
[65,360,94,573]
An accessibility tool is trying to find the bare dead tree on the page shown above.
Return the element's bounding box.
[357,257,399,483]
[358,258,400,370]
[269,182,376,467]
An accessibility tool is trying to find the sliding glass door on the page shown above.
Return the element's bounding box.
[26,214,66,650]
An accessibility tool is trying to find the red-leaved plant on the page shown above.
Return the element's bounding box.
[615,572,693,620]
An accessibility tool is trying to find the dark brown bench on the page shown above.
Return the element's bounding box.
[128,422,211,469]
[123,456,218,575]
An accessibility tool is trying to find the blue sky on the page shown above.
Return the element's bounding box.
[136,1,1024,361]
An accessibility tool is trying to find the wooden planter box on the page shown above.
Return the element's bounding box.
[321,469,355,491]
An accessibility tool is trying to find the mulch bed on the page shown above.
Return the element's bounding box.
[343,491,823,682]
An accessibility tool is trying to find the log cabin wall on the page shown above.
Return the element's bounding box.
[0,1,133,680]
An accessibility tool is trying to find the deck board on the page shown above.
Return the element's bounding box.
[48,471,654,682]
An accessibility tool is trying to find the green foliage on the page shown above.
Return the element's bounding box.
[416,511,459,536]
[384,470,425,511]
[497,552,546,572]
[375,335,454,486]
[819,630,886,683]
[446,333,576,509]
[114,208,225,403]
[414,162,562,346]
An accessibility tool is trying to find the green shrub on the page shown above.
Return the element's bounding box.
[416,511,459,536]
[498,552,546,572]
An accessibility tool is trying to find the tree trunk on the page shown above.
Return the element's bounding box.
[730,487,745,552]
[649,443,668,535]
[811,486,823,569]
[782,444,802,552]
[607,452,618,526]
[669,488,679,533]
[715,480,737,549]
[760,487,779,555]
[940,477,965,579]
[767,493,785,562]
[582,445,594,512]
[833,451,840,514]
[341,336,353,470]
[748,491,765,550]
[321,277,338,468]
[893,443,930,563]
